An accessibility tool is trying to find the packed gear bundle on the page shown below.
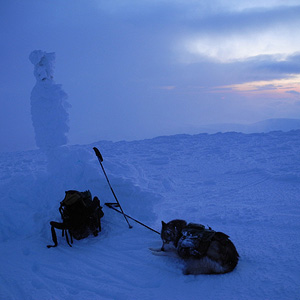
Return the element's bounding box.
[47,190,104,248]
[177,223,227,259]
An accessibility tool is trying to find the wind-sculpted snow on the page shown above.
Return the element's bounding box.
[29,50,70,150]
[0,131,299,299]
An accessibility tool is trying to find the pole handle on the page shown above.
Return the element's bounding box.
[93,147,103,162]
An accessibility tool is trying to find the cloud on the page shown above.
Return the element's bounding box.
[157,86,176,90]
[256,53,300,74]
[213,74,300,101]
[286,90,300,97]
[94,1,300,66]
[166,4,300,63]
[95,1,300,34]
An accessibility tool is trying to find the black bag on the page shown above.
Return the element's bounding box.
[177,223,216,259]
[47,190,104,248]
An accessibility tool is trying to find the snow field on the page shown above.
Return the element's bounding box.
[0,131,300,299]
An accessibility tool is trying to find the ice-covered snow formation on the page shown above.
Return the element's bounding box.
[29,50,70,150]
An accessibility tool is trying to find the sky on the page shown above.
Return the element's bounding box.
[1,0,300,152]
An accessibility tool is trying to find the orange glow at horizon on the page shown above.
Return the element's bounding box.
[214,74,300,98]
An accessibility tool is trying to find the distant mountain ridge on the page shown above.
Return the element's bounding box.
[197,118,300,134]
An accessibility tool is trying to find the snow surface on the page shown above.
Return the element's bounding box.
[0,131,300,300]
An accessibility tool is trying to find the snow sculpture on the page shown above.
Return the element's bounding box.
[29,50,70,150]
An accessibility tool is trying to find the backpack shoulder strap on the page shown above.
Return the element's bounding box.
[47,221,70,248]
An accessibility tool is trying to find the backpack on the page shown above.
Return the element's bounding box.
[47,190,104,248]
[177,223,216,258]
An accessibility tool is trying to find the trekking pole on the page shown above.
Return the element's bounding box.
[93,147,133,229]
